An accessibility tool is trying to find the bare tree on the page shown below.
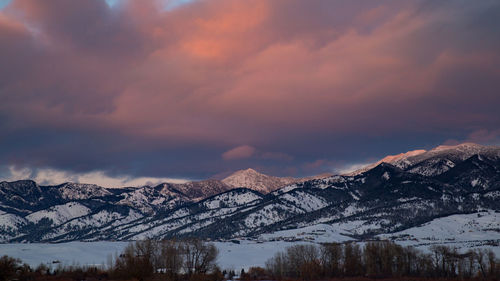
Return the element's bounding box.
[160,239,183,276]
[266,241,499,280]
[0,255,22,281]
[266,251,287,279]
[113,240,155,280]
[343,243,363,276]
[284,244,319,278]
[475,249,488,279]
[321,243,342,277]
[486,249,497,278]
[182,238,219,275]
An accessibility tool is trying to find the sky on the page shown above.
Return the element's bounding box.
[0,0,499,187]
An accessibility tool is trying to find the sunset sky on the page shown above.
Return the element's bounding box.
[1,0,499,186]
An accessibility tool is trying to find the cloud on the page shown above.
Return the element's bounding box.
[222,145,256,160]
[1,165,188,188]
[222,145,293,161]
[466,129,500,145]
[0,0,499,179]
[443,129,500,147]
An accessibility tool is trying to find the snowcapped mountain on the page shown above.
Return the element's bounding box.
[404,143,500,176]
[348,143,500,176]
[222,168,297,193]
[58,183,112,200]
[220,168,328,193]
[0,143,499,243]
[345,149,426,176]
[165,179,232,200]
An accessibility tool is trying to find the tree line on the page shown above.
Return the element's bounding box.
[112,238,220,280]
[0,239,222,281]
[1,240,498,281]
[264,241,499,280]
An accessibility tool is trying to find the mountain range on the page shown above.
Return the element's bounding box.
[0,142,499,243]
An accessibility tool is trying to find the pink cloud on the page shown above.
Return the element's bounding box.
[0,0,499,177]
[467,129,500,145]
[444,129,500,146]
[222,145,256,160]
[3,0,498,143]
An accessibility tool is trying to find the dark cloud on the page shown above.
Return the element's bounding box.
[0,0,499,182]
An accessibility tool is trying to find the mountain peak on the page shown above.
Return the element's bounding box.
[222,168,296,193]
[378,149,427,163]
[234,168,261,175]
[345,149,426,176]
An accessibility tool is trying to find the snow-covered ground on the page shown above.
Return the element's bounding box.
[377,211,500,256]
[380,211,500,242]
[0,240,297,271]
[0,241,129,268]
[258,224,353,243]
[214,240,306,271]
[0,237,499,272]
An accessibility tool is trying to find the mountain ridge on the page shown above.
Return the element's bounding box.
[347,142,500,176]
[0,143,499,243]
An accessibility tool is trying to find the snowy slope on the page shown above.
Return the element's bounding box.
[166,179,232,201]
[117,186,186,214]
[25,202,90,225]
[380,210,500,242]
[346,149,427,176]
[41,209,144,242]
[259,224,353,243]
[0,212,26,240]
[202,189,262,209]
[57,183,112,200]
